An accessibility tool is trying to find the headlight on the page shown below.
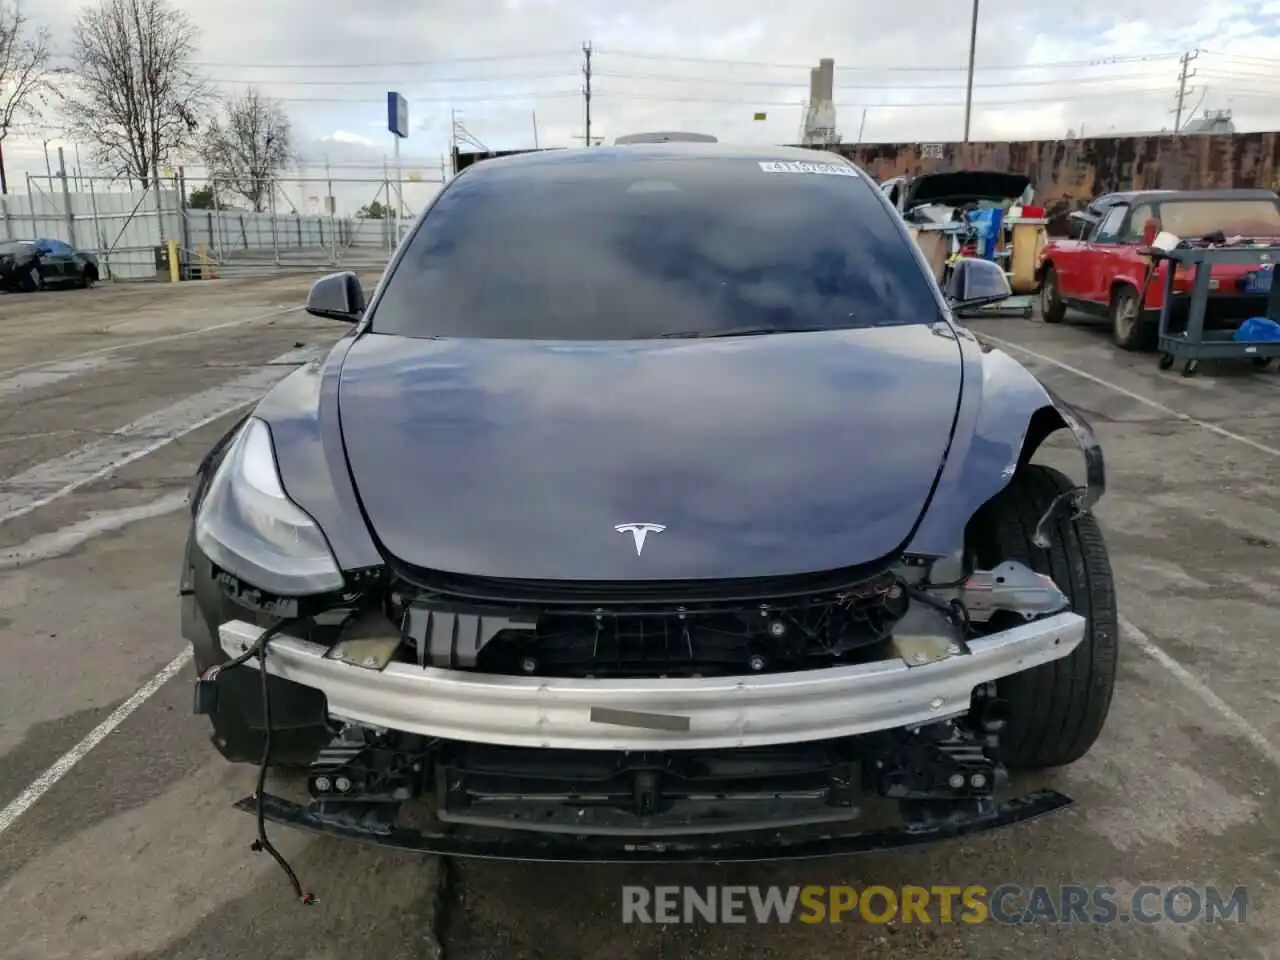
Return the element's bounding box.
[194,417,345,596]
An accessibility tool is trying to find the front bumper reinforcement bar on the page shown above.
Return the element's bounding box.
[218,610,1086,751]
[234,789,1073,862]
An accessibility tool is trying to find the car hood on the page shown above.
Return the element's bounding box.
[336,326,964,581]
[903,171,1032,210]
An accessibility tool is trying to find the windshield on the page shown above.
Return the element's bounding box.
[1156,199,1280,238]
[370,153,940,340]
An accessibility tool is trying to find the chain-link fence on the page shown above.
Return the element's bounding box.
[0,160,446,282]
[0,172,180,281]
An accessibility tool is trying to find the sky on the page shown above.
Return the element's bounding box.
[4,0,1280,215]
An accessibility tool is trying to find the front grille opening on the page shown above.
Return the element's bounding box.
[391,574,910,678]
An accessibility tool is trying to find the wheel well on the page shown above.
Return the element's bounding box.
[1017,405,1069,472]
[1036,259,1053,282]
[962,404,1069,560]
[1109,279,1139,306]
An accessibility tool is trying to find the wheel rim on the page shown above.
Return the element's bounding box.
[1041,274,1055,312]
[1116,295,1138,341]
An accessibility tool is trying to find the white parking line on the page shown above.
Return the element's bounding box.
[0,305,302,386]
[979,334,1280,459]
[0,648,193,838]
[0,492,190,571]
[980,333,1280,768]
[0,352,309,525]
[0,355,133,401]
[1121,617,1280,770]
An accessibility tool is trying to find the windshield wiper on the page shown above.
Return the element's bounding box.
[657,324,833,339]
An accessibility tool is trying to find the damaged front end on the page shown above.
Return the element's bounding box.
[181,335,1107,877]
[191,548,1082,863]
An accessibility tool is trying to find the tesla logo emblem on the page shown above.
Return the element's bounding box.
[614,522,665,556]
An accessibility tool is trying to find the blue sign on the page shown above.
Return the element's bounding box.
[387,92,409,138]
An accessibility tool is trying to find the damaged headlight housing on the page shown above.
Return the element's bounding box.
[194,417,345,596]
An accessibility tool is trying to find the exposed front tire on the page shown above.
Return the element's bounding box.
[1109,284,1155,351]
[971,464,1119,769]
[1039,266,1066,323]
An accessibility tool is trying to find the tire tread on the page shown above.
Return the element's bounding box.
[983,464,1119,768]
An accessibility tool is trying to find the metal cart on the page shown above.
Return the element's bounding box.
[1147,243,1280,377]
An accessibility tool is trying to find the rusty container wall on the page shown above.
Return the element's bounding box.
[807,133,1280,205]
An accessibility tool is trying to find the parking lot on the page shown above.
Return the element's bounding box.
[0,278,1276,960]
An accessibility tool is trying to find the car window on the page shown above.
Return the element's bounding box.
[370,154,941,340]
[1123,205,1154,242]
[1154,199,1280,238]
[1092,206,1127,243]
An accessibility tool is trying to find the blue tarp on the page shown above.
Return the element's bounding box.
[1233,316,1280,343]
[965,208,1004,261]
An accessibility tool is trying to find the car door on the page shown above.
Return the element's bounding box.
[1111,203,1157,299]
[37,239,78,283]
[1045,218,1092,298]
[881,177,906,212]
[1081,204,1129,304]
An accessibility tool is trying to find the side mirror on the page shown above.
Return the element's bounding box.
[945,257,1013,315]
[305,271,365,323]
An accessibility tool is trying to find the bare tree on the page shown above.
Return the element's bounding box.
[63,0,208,187]
[202,87,293,213]
[0,2,53,194]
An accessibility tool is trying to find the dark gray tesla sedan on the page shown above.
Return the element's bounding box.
[180,142,1115,900]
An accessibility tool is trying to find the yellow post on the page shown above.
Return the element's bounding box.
[1008,219,1048,294]
[167,238,180,283]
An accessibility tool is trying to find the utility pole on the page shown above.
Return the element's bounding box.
[962,0,980,142]
[449,108,457,177]
[1173,49,1200,132]
[325,156,334,216]
[582,41,593,148]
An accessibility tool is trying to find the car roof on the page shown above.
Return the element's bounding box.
[1106,188,1278,204]
[457,142,859,174]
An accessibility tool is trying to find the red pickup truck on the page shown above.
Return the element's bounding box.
[1036,188,1280,350]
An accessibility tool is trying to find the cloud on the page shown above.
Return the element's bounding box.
[2,0,1279,196]
[322,130,376,149]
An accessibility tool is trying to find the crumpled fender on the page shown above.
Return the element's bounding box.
[905,327,1105,557]
[240,337,384,573]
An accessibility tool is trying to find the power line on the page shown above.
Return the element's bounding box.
[1198,67,1280,82]
[48,45,1190,75]
[591,70,1176,91]
[264,91,581,105]
[593,88,1180,109]
[48,50,581,70]
[199,72,579,87]
[595,47,1185,72]
[1201,49,1280,67]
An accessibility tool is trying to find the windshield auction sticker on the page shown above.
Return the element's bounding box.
[758,160,859,176]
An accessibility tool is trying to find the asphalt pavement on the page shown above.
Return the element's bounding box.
[0,279,1276,959]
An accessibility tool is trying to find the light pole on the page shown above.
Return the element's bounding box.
[962,0,979,142]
